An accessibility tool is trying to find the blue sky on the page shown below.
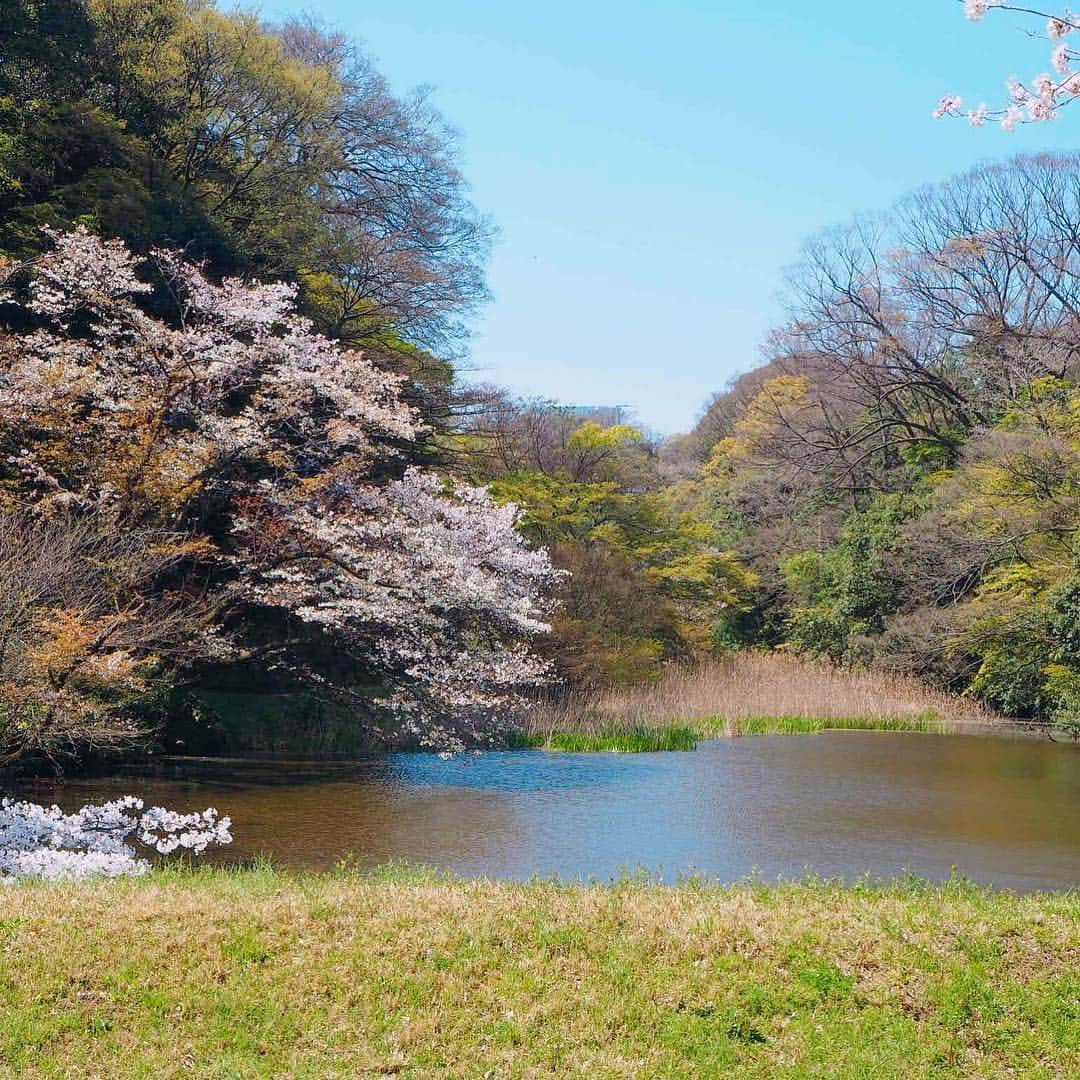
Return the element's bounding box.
[260,0,1080,433]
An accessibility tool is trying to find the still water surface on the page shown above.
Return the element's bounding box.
[14,732,1080,890]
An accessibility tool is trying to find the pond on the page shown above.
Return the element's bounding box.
[12,731,1080,890]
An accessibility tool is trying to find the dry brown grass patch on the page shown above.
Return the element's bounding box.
[526,651,998,737]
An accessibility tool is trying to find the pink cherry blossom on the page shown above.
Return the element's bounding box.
[1002,104,1025,131]
[934,94,963,119]
[942,4,1080,128]
[1049,15,1075,39]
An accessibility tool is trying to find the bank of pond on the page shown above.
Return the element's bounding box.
[14,728,1080,892]
[4,868,1080,1078]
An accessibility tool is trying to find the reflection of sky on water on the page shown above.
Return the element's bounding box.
[384,748,665,793]
[16,733,1080,891]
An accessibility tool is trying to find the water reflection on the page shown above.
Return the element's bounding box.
[12,732,1080,890]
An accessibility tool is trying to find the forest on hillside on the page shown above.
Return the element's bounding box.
[675,154,1080,732]
[4,0,1080,768]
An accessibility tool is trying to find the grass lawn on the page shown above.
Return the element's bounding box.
[2,868,1078,1078]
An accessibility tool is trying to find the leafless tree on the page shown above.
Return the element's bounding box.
[747,154,1080,497]
[0,512,210,765]
[457,389,659,487]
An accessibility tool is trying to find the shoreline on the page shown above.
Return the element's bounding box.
[3,714,1057,782]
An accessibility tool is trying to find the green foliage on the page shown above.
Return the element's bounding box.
[781,495,916,662]
[488,462,756,686]
[1041,665,1080,740]
[939,387,1080,716]
[1038,574,1080,737]
[2,0,489,433]
[0,0,97,102]
[560,421,644,480]
[966,635,1049,718]
[543,541,687,686]
[0,102,233,264]
[564,421,642,452]
[899,427,966,474]
[493,469,756,614]
[704,369,1080,720]
[489,471,621,545]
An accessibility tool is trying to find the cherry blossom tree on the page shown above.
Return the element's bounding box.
[937,3,1080,129]
[0,228,561,753]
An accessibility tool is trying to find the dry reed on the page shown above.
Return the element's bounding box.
[525,651,998,738]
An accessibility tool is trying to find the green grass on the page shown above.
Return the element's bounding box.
[2,866,1079,1078]
[721,712,943,737]
[510,713,943,753]
[511,725,698,752]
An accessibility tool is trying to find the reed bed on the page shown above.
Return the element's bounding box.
[723,713,942,737]
[521,651,997,747]
[510,725,698,753]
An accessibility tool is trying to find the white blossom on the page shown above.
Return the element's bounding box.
[237,467,564,730]
[1002,104,1026,131]
[23,226,151,317]
[0,797,231,881]
[933,95,963,119]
